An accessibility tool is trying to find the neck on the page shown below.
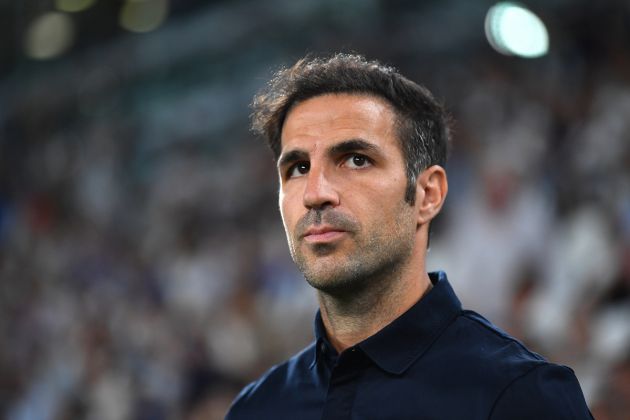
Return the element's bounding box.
[317,264,432,353]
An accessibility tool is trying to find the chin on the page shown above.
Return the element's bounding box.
[301,262,367,296]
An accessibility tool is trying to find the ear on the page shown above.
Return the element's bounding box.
[415,165,448,226]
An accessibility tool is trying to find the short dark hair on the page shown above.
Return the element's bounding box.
[251,53,451,204]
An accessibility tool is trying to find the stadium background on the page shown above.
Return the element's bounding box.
[0,0,629,418]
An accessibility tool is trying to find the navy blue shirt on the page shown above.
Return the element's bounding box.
[226,272,592,419]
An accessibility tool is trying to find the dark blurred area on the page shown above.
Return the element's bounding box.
[1,0,629,419]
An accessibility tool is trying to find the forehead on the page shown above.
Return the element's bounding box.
[280,93,398,152]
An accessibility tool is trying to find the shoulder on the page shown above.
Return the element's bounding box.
[488,363,593,419]
[445,311,592,418]
[439,310,547,381]
[225,342,316,420]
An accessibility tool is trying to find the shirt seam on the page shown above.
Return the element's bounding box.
[486,363,546,420]
[461,311,545,361]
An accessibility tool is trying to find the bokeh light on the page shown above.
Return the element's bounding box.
[485,2,549,58]
[24,12,75,60]
[55,0,97,13]
[119,0,169,33]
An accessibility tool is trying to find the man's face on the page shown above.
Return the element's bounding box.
[278,93,419,295]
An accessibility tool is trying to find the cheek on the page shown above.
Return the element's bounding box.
[279,195,289,228]
[363,181,412,224]
[279,191,297,233]
[349,175,406,207]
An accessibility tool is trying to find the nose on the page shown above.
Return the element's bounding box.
[303,165,340,210]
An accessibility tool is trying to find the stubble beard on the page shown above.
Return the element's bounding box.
[288,204,416,300]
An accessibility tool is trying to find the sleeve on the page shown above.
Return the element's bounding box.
[488,363,594,420]
[224,381,257,420]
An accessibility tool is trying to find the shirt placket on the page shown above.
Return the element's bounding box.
[320,347,369,420]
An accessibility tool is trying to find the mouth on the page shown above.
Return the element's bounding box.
[302,226,347,243]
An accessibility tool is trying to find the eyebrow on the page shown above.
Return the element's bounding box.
[277,138,382,171]
[328,139,380,156]
[277,149,309,171]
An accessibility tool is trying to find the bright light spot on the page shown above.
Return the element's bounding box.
[119,0,169,33]
[485,2,549,58]
[55,0,96,13]
[24,12,75,60]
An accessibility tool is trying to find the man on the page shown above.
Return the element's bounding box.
[226,54,592,419]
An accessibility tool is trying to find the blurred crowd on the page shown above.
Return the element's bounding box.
[1,1,629,419]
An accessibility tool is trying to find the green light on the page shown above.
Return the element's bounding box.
[24,12,75,60]
[55,0,96,13]
[119,0,169,33]
[485,2,549,58]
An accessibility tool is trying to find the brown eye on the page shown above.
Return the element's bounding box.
[352,156,366,166]
[289,162,310,178]
[345,154,371,169]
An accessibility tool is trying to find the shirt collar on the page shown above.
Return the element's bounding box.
[311,271,462,374]
[311,310,334,369]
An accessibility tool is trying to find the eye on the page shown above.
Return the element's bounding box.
[288,161,310,178]
[344,154,372,169]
